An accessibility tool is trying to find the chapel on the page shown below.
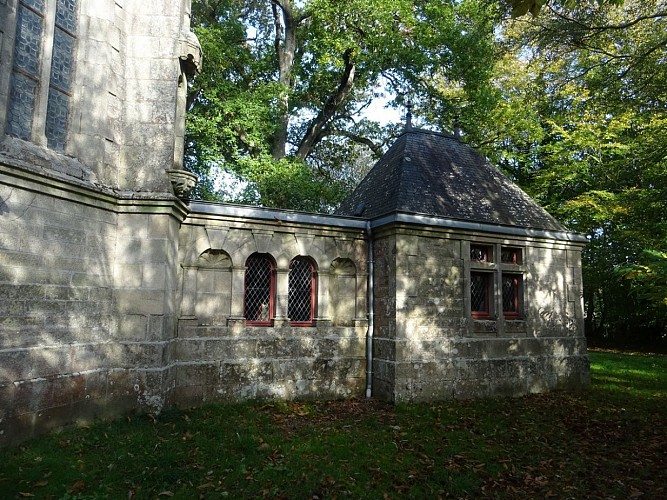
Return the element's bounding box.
[0,0,589,445]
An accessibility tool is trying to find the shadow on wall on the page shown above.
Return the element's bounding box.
[0,177,177,443]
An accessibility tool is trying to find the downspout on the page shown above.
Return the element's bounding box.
[365,221,374,399]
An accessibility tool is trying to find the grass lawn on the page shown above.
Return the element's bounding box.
[1,350,665,499]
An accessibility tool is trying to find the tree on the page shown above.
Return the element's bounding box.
[455,0,667,344]
[185,0,501,210]
[504,0,625,18]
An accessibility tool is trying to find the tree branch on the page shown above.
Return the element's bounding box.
[296,48,357,161]
[332,130,384,157]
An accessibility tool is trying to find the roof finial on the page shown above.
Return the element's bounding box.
[453,113,461,139]
[405,98,413,131]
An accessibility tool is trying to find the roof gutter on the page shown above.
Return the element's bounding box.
[370,212,588,243]
[187,201,367,229]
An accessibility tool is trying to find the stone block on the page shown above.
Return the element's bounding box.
[30,348,71,379]
[0,251,43,270]
[0,284,45,301]
[117,314,148,340]
[272,359,312,381]
[170,385,204,406]
[0,233,21,252]
[114,264,143,287]
[84,370,109,400]
[0,350,33,382]
[44,285,90,301]
[256,338,299,359]
[43,225,87,245]
[334,336,364,358]
[207,338,258,360]
[0,300,25,317]
[175,363,217,387]
[219,361,272,385]
[116,289,166,315]
[142,264,167,289]
[373,337,396,361]
[13,378,52,414]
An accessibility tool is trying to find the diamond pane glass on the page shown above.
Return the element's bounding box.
[244,255,273,323]
[502,275,519,314]
[49,28,75,92]
[471,273,488,314]
[288,258,314,323]
[55,0,77,33]
[13,5,44,76]
[46,88,69,151]
[7,72,37,140]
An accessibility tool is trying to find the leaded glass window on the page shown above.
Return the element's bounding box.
[471,272,490,318]
[46,0,77,150]
[6,2,44,140]
[6,0,78,151]
[288,257,316,325]
[471,245,490,262]
[501,247,522,265]
[244,254,275,325]
[502,274,521,318]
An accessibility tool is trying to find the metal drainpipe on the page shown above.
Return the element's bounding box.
[365,221,374,399]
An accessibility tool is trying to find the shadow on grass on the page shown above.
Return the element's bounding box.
[0,351,664,499]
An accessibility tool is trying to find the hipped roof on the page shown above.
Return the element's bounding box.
[336,128,566,233]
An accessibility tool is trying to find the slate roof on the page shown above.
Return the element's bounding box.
[336,128,566,232]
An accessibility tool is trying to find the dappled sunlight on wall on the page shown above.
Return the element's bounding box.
[329,258,357,326]
[172,210,369,407]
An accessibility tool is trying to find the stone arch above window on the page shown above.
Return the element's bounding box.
[196,249,231,269]
[330,257,356,276]
[288,256,317,326]
[189,249,233,326]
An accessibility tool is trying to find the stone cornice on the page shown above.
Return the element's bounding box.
[0,156,189,221]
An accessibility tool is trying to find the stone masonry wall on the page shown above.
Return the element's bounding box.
[0,159,186,445]
[0,173,117,444]
[369,231,397,401]
[170,208,370,406]
[374,225,589,403]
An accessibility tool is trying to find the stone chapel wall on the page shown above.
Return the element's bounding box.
[0,0,197,445]
[371,225,589,403]
[171,204,370,405]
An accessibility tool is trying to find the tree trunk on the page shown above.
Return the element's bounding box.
[271,0,298,160]
[296,48,356,161]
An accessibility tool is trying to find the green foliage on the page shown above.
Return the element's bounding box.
[185,0,501,210]
[619,250,667,307]
[505,0,626,18]
[1,351,665,498]
[451,0,667,345]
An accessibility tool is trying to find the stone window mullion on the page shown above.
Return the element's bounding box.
[31,0,57,145]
